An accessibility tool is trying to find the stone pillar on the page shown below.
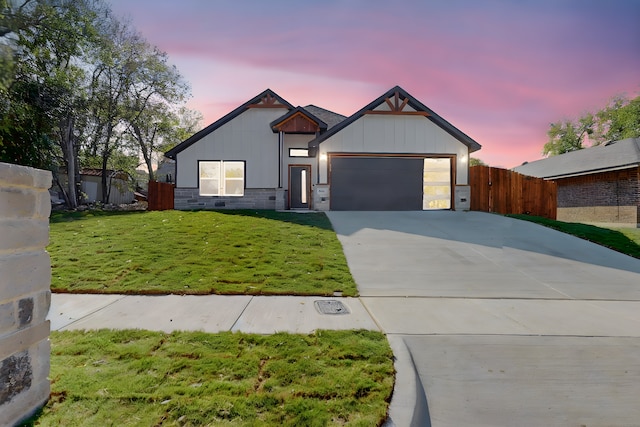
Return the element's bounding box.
[0,162,52,426]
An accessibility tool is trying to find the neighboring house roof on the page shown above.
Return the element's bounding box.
[165,89,294,159]
[80,168,129,180]
[308,85,482,153]
[513,137,640,179]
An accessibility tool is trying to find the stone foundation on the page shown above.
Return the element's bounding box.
[0,162,51,426]
[174,188,282,210]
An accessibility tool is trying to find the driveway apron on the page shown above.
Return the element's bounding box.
[327,211,640,427]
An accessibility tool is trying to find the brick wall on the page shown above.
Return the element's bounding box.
[174,188,285,210]
[556,167,639,224]
[0,162,52,426]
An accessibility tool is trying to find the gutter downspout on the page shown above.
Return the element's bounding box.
[315,131,320,184]
[278,131,283,188]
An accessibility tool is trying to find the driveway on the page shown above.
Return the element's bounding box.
[327,211,640,426]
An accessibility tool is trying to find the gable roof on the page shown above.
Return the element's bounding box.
[270,106,328,133]
[165,89,293,159]
[302,105,347,129]
[513,137,640,179]
[308,85,482,152]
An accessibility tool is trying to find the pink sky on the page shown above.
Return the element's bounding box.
[109,0,639,168]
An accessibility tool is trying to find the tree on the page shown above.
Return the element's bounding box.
[1,0,198,207]
[594,95,640,143]
[121,41,191,182]
[543,113,593,157]
[1,0,102,208]
[469,157,486,167]
[543,94,640,157]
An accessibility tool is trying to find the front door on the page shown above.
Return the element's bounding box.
[289,165,311,209]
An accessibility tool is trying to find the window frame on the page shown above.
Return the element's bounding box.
[289,148,310,158]
[198,160,245,197]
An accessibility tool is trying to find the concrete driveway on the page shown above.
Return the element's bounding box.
[327,211,640,427]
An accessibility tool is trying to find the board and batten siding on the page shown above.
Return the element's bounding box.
[175,109,283,188]
[317,115,470,184]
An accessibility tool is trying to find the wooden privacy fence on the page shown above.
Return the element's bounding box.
[147,180,174,210]
[470,165,557,219]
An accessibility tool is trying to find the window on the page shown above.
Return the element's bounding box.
[289,148,309,157]
[423,158,451,210]
[199,161,245,196]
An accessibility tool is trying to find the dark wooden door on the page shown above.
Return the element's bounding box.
[289,165,311,209]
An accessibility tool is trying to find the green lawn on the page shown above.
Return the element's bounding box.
[508,214,640,259]
[22,329,394,426]
[49,210,357,296]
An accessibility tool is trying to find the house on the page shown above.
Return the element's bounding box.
[514,138,640,226]
[165,86,481,211]
[52,168,135,205]
[79,169,136,204]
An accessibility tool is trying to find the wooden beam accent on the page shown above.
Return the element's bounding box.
[247,93,289,108]
[378,91,414,114]
[399,97,409,111]
[385,97,395,111]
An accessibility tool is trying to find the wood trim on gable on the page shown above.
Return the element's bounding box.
[273,111,321,133]
[364,89,430,117]
[247,93,289,109]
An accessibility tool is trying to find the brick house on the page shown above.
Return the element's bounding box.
[514,137,640,226]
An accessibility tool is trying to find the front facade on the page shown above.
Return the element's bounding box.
[514,138,640,226]
[165,86,481,211]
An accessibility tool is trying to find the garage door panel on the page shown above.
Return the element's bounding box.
[331,157,423,210]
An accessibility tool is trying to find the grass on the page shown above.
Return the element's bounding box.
[22,329,394,426]
[48,210,357,296]
[508,214,640,259]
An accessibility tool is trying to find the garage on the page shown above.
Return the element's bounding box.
[330,156,424,210]
[308,86,481,211]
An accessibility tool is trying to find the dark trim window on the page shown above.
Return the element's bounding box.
[199,161,245,196]
[289,148,309,157]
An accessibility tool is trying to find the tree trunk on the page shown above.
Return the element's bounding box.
[60,115,78,209]
[133,124,155,182]
[101,154,109,204]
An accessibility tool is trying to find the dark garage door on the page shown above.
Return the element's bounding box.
[330,156,423,210]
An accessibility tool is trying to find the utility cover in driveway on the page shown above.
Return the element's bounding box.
[330,156,423,210]
[315,300,350,315]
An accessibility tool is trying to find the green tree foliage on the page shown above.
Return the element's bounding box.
[595,95,640,142]
[469,157,487,167]
[543,114,594,156]
[543,95,640,157]
[1,0,195,207]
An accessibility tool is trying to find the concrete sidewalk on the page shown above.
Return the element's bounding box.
[47,291,640,427]
[48,294,379,334]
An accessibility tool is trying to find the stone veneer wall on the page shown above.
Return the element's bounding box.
[174,188,285,210]
[0,162,52,426]
[556,167,639,225]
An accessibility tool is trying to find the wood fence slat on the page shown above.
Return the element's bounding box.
[148,180,174,210]
[469,165,556,219]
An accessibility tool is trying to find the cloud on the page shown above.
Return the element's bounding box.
[108,0,640,167]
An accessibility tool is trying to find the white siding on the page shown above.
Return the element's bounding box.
[176,109,284,188]
[318,115,469,185]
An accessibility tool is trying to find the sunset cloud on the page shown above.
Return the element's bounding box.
[109,0,640,167]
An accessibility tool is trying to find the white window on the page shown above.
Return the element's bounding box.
[199,161,244,196]
[289,148,309,157]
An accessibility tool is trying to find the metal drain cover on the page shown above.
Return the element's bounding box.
[314,300,349,315]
